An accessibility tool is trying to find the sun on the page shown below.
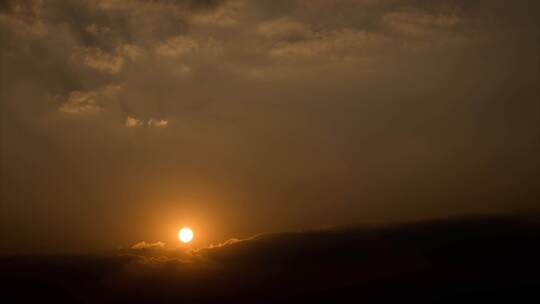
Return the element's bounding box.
[178,227,194,243]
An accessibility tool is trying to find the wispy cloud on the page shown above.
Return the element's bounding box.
[131,241,166,250]
[58,85,122,115]
[125,116,143,127]
[147,119,169,128]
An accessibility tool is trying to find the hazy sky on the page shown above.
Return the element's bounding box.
[1,0,538,253]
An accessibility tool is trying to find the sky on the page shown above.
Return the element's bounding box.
[0,0,539,254]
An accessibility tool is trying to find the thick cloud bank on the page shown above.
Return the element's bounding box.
[2,216,539,303]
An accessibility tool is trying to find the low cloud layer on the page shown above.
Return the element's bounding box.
[2,216,539,303]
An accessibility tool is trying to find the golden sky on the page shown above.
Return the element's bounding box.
[0,0,538,253]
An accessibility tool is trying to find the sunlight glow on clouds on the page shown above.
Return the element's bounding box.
[148,119,169,128]
[57,85,122,115]
[58,91,103,115]
[131,241,166,250]
[125,116,143,128]
[125,117,169,128]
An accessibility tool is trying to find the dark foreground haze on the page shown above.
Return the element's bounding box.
[2,216,539,303]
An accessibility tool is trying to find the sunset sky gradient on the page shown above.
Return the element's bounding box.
[1,0,538,254]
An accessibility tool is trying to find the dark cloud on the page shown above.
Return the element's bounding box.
[187,0,226,11]
[1,216,539,303]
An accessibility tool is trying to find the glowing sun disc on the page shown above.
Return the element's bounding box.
[178,227,193,243]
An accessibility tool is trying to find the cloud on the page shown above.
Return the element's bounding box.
[130,241,166,249]
[124,117,169,128]
[263,5,467,64]
[256,17,309,39]
[58,85,122,115]
[380,7,466,49]
[89,0,226,12]
[73,46,124,74]
[125,116,143,127]
[119,44,144,61]
[204,238,242,249]
[147,118,169,128]
[156,35,199,57]
[383,9,462,32]
[155,35,221,63]
[188,0,245,27]
[269,28,389,63]
[72,45,143,74]
[0,0,46,35]
[85,23,111,35]
[58,91,102,114]
[2,216,539,303]
[125,117,169,128]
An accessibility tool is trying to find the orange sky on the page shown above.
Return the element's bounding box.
[1,0,539,253]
